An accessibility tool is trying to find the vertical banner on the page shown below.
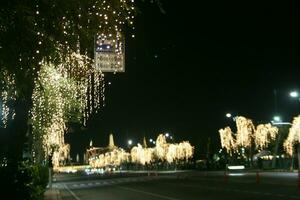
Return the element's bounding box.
[94,34,125,73]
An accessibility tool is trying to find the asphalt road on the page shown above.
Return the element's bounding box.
[52,171,300,200]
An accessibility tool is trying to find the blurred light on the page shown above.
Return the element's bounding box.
[290,91,299,98]
[128,139,132,145]
[149,138,153,142]
[273,116,281,122]
[226,113,232,118]
[227,165,245,170]
[165,133,170,137]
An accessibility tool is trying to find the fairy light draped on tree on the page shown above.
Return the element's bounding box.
[0,70,17,128]
[131,144,154,165]
[236,116,255,148]
[219,127,236,154]
[131,134,194,165]
[155,134,168,160]
[255,123,278,150]
[89,148,129,168]
[0,0,137,166]
[284,115,300,156]
[0,0,136,164]
[219,116,278,155]
[88,134,194,168]
[31,51,106,166]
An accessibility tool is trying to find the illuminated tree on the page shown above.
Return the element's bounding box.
[235,116,255,148]
[219,116,278,165]
[87,134,194,169]
[255,123,278,150]
[219,127,236,154]
[284,115,300,169]
[0,0,135,162]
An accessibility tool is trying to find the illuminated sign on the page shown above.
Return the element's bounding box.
[94,36,125,73]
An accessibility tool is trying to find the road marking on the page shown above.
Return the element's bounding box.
[64,184,81,200]
[118,186,180,200]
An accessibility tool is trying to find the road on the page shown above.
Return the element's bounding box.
[52,171,300,200]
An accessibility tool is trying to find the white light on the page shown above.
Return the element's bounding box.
[128,140,132,145]
[273,116,281,122]
[227,165,245,170]
[226,113,232,118]
[290,91,299,98]
[165,133,169,137]
[149,139,153,142]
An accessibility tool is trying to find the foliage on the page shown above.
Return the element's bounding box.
[0,162,49,200]
[0,0,135,162]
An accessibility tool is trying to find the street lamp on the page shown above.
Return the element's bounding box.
[128,139,132,146]
[290,91,299,98]
[273,116,282,122]
[226,113,232,118]
[225,113,238,121]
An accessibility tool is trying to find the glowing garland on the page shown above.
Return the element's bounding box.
[284,115,300,156]
[88,134,194,168]
[255,124,278,150]
[1,0,136,167]
[219,127,235,154]
[31,51,106,167]
[219,116,278,154]
[0,70,16,128]
[236,116,255,148]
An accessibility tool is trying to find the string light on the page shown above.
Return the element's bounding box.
[1,0,135,166]
[88,134,194,168]
[219,127,236,154]
[236,116,255,148]
[31,51,106,167]
[0,70,16,128]
[255,124,278,150]
[219,116,278,155]
[284,115,300,156]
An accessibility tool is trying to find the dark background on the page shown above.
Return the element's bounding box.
[66,1,300,160]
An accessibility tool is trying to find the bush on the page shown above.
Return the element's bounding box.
[0,161,49,200]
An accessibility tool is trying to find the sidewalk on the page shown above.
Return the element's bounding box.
[44,188,61,200]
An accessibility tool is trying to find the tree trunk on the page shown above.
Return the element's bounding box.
[7,91,32,163]
[272,131,281,168]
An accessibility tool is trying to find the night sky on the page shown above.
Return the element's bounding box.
[66,1,300,159]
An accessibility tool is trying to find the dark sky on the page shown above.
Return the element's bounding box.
[67,1,300,158]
